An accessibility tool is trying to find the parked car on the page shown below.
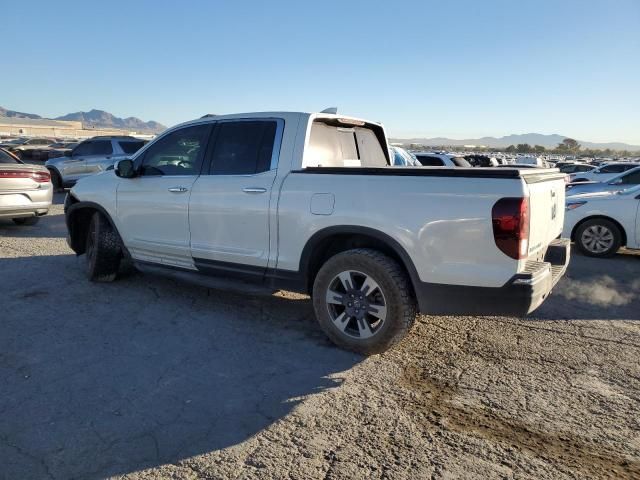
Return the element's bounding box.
[569,162,640,183]
[64,110,569,355]
[413,152,472,167]
[566,166,640,196]
[46,136,146,190]
[29,141,79,161]
[564,185,640,257]
[465,154,499,167]
[557,163,596,174]
[390,146,421,166]
[1,137,56,159]
[514,156,548,168]
[0,148,52,225]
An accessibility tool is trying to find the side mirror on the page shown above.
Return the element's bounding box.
[64,150,72,157]
[115,159,136,178]
[610,178,623,185]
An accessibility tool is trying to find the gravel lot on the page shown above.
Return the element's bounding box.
[1,193,639,479]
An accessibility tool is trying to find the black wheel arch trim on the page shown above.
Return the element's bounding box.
[65,200,128,256]
[298,225,422,297]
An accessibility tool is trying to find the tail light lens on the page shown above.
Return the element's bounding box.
[0,170,51,183]
[492,197,530,260]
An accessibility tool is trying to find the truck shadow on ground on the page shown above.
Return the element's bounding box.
[0,254,360,479]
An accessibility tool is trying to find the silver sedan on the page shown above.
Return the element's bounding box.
[0,148,53,225]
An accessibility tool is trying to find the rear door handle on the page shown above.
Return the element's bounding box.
[242,187,267,194]
[168,186,189,193]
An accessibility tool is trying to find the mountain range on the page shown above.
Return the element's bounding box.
[390,133,640,152]
[0,106,166,134]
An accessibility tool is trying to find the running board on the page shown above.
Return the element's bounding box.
[134,261,277,297]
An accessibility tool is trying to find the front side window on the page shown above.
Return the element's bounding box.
[89,141,113,155]
[208,121,276,175]
[139,124,210,176]
[72,141,93,156]
[600,165,626,173]
[620,170,640,184]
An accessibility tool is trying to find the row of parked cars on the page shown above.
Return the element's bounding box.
[0,137,79,160]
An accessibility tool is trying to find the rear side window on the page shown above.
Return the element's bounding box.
[415,155,444,166]
[90,141,113,155]
[118,141,145,154]
[208,121,277,175]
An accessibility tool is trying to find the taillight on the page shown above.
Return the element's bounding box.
[492,197,530,260]
[0,170,51,183]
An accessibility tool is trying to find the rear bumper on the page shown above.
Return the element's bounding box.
[0,204,50,218]
[415,238,571,316]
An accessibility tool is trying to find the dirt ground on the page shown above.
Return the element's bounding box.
[1,193,639,479]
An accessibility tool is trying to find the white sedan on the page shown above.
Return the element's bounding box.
[564,185,640,257]
[570,162,640,183]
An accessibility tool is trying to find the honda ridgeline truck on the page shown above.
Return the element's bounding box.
[64,111,570,354]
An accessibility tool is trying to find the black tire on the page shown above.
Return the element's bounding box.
[85,212,122,282]
[12,216,40,226]
[312,248,417,355]
[574,218,622,258]
[49,169,64,192]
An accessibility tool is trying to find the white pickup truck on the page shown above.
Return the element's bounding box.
[65,111,570,354]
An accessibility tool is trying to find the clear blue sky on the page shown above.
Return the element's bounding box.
[3,0,639,144]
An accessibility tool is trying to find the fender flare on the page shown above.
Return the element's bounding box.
[65,200,126,255]
[298,225,421,293]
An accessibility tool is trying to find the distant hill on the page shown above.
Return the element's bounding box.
[390,133,640,151]
[0,106,42,120]
[0,106,165,134]
[55,109,166,134]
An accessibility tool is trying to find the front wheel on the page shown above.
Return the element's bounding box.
[312,248,417,355]
[85,212,122,282]
[575,218,622,258]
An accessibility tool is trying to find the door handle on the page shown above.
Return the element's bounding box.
[168,186,189,193]
[242,187,267,194]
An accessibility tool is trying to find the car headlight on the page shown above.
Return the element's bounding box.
[566,201,587,211]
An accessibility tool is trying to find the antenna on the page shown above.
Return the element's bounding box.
[320,107,338,114]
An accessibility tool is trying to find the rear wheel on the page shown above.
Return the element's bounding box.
[85,212,122,282]
[12,217,39,226]
[312,248,417,355]
[575,218,622,258]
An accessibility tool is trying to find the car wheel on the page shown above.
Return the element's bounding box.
[85,212,122,282]
[312,248,417,355]
[49,169,64,192]
[12,217,40,226]
[575,218,622,258]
